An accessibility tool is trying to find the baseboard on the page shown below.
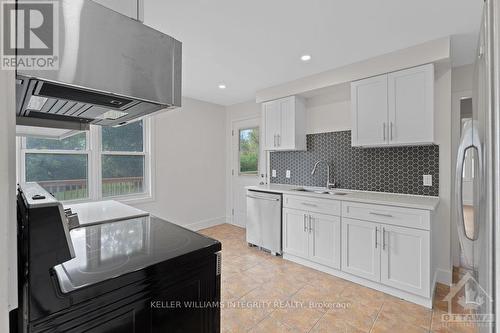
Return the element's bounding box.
[430,268,451,303]
[225,216,246,228]
[184,216,226,231]
[284,253,433,308]
[433,268,452,287]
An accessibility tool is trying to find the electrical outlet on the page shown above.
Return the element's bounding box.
[272,169,277,178]
[423,175,432,187]
[286,170,291,178]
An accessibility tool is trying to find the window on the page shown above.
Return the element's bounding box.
[239,127,259,175]
[19,119,152,202]
[101,121,146,197]
[23,132,89,201]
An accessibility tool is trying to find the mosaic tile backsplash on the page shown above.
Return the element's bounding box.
[269,131,439,196]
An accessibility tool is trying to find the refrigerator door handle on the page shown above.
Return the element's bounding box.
[455,120,482,266]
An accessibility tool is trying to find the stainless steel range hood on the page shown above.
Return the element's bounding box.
[16,0,182,130]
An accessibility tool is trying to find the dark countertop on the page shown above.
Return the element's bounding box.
[53,215,221,293]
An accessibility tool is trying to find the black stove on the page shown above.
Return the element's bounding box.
[15,183,222,333]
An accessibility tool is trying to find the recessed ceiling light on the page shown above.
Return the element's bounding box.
[218,84,226,89]
[300,54,312,62]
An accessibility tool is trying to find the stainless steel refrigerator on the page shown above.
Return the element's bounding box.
[455,1,500,332]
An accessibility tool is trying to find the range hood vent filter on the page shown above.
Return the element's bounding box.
[38,83,134,109]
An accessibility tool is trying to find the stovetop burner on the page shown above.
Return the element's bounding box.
[53,215,212,293]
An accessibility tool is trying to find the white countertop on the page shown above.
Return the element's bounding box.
[246,184,439,211]
[64,200,149,226]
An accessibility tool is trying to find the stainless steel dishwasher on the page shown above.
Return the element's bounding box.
[246,190,282,255]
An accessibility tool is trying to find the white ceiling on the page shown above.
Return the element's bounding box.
[144,0,483,106]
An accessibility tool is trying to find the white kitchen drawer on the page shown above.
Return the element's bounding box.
[342,201,430,230]
[283,195,341,216]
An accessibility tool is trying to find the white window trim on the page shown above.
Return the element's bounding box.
[17,117,155,205]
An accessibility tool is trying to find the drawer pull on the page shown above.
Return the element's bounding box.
[369,212,393,218]
[301,203,317,207]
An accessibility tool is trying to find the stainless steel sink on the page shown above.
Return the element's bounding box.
[292,187,349,196]
[293,188,330,194]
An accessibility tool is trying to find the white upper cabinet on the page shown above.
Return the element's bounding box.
[351,75,388,146]
[263,101,280,150]
[262,96,306,151]
[92,0,143,20]
[388,65,434,145]
[351,64,434,147]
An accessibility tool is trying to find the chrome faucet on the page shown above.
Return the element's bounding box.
[311,160,336,189]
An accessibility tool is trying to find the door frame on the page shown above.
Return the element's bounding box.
[229,116,265,227]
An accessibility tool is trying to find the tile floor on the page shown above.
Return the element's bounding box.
[199,224,477,333]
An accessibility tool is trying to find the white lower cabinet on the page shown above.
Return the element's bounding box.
[309,212,341,269]
[341,218,380,282]
[282,208,309,259]
[380,224,430,297]
[282,196,433,307]
[283,208,341,269]
[341,218,430,297]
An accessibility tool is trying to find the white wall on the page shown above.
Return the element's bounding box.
[431,64,453,285]
[256,37,450,102]
[0,69,16,330]
[305,95,351,134]
[133,97,227,231]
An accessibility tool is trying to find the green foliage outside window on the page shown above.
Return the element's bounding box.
[24,120,146,201]
[26,132,87,150]
[102,121,143,152]
[239,128,259,175]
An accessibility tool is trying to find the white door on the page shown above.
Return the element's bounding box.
[351,74,388,146]
[92,0,140,19]
[309,212,341,269]
[380,224,430,297]
[341,218,380,282]
[263,101,281,150]
[231,118,261,228]
[282,208,309,259]
[388,64,434,145]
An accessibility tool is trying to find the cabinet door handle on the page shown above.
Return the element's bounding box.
[308,215,313,233]
[390,122,393,141]
[277,134,281,147]
[273,134,277,147]
[383,123,386,141]
[382,227,386,250]
[303,214,307,232]
[375,227,378,248]
[369,212,393,218]
[301,202,317,207]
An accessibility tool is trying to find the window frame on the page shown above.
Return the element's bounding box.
[238,126,259,176]
[18,117,154,204]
